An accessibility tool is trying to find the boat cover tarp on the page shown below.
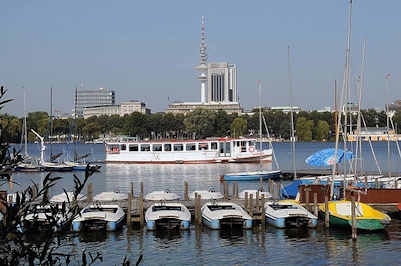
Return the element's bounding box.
[305,148,353,167]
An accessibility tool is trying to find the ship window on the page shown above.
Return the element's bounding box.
[152,144,162,151]
[164,144,172,151]
[198,143,208,150]
[174,144,184,151]
[140,144,151,151]
[210,142,218,150]
[121,144,126,151]
[129,144,138,151]
[186,143,196,151]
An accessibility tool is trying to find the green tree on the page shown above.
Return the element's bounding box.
[315,120,330,141]
[183,108,216,139]
[296,117,314,141]
[230,117,248,137]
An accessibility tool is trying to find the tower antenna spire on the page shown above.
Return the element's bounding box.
[196,16,208,103]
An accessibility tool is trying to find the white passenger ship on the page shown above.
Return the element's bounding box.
[104,137,272,164]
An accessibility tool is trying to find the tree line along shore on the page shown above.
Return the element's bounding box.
[1,108,400,143]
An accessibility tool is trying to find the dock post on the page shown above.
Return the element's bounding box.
[313,193,318,217]
[196,194,202,225]
[193,192,198,224]
[259,177,263,192]
[261,194,265,229]
[277,181,281,200]
[130,182,134,198]
[140,181,144,199]
[139,192,144,227]
[305,186,310,212]
[351,193,357,240]
[223,182,227,200]
[255,191,260,213]
[87,183,93,202]
[127,192,132,226]
[244,192,249,211]
[234,181,238,199]
[324,195,329,228]
[249,194,254,217]
[340,181,344,200]
[184,181,188,201]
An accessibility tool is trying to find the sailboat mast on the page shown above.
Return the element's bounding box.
[334,80,338,140]
[332,0,352,196]
[258,80,262,169]
[288,45,296,179]
[385,74,391,178]
[356,40,366,176]
[24,91,28,157]
[50,87,53,158]
[74,87,78,161]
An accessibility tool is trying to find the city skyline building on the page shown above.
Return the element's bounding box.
[207,62,237,103]
[75,87,115,117]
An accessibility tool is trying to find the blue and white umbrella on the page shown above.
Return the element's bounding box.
[305,148,353,167]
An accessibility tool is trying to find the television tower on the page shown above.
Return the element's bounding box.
[195,16,208,103]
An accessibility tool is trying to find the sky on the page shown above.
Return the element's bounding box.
[1,0,401,117]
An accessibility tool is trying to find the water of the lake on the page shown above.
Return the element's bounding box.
[7,142,401,265]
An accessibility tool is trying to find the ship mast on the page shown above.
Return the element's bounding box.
[288,45,296,179]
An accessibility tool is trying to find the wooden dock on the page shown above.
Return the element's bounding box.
[83,180,401,229]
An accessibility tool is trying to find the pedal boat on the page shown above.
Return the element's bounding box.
[72,204,125,232]
[264,200,318,228]
[201,201,252,230]
[145,202,191,230]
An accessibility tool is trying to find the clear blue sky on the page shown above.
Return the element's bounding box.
[1,0,400,116]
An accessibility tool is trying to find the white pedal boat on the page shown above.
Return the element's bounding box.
[239,190,272,200]
[145,202,191,230]
[201,201,252,230]
[50,192,87,203]
[93,191,128,201]
[190,189,223,200]
[264,200,318,228]
[145,191,180,201]
[72,204,125,232]
[23,204,70,232]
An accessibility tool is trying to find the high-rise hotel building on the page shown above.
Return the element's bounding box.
[208,62,237,103]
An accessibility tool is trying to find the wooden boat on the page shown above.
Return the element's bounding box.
[144,191,180,201]
[201,201,252,230]
[222,170,281,181]
[145,202,190,230]
[72,204,125,232]
[264,200,317,228]
[318,200,391,231]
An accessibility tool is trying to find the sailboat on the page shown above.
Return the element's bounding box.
[15,91,42,172]
[223,81,281,181]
